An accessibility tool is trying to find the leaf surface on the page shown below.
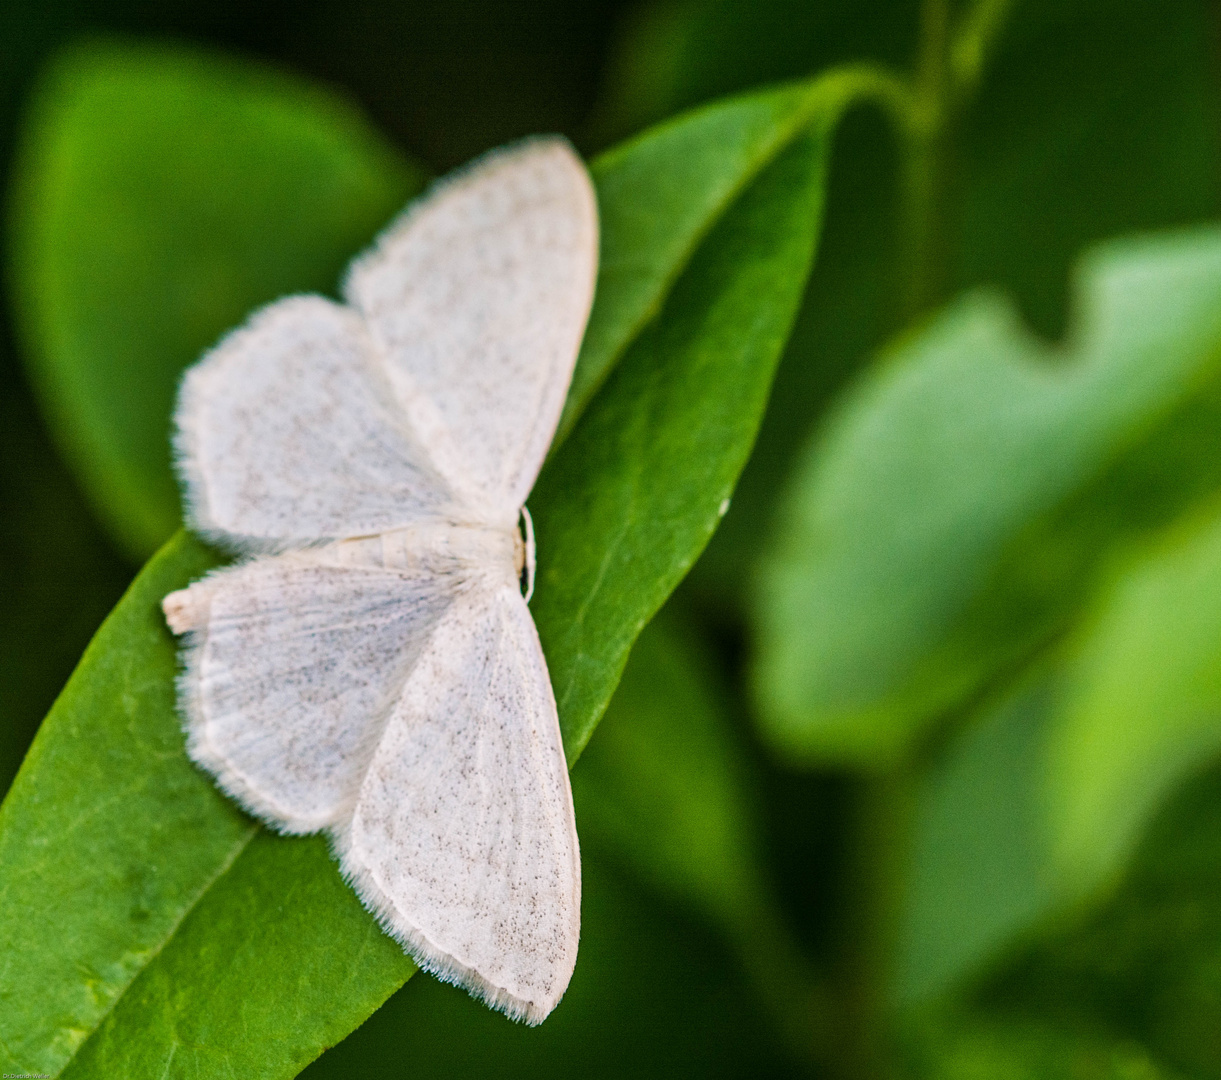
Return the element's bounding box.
[539,124,832,758]
[1044,504,1221,892]
[561,73,851,441]
[975,758,1221,1079]
[897,662,1064,1005]
[0,534,251,1075]
[597,0,1221,624]
[63,831,412,1080]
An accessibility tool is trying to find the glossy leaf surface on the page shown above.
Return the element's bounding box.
[539,125,830,759]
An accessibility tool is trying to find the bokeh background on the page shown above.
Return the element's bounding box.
[4,1,1221,1077]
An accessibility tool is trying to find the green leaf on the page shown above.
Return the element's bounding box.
[596,0,1221,623]
[7,40,425,559]
[0,533,413,1080]
[0,62,847,1078]
[539,122,832,759]
[897,666,1060,1006]
[974,760,1221,1079]
[1044,503,1221,895]
[572,609,763,927]
[561,72,855,442]
[688,103,903,617]
[587,0,919,621]
[0,533,245,1073]
[898,505,1221,1007]
[570,609,821,1063]
[63,832,413,1080]
[754,228,1221,768]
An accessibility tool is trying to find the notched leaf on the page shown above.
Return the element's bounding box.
[755,227,1221,768]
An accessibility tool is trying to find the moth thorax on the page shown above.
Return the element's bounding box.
[359,523,521,580]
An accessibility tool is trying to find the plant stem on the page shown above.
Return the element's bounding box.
[834,767,916,1080]
[951,0,1016,96]
[900,0,1016,318]
[902,0,953,318]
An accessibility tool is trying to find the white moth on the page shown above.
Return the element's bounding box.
[161,138,598,1024]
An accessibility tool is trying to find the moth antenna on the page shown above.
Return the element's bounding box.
[520,505,537,604]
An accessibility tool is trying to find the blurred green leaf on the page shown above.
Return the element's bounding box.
[974,760,1221,1079]
[754,229,1221,768]
[899,502,1221,1007]
[0,59,846,1076]
[572,609,823,1063]
[1045,504,1221,894]
[906,1014,1182,1080]
[572,610,762,927]
[897,666,1059,1006]
[8,39,425,559]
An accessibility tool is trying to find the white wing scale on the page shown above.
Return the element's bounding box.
[164,137,598,1023]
